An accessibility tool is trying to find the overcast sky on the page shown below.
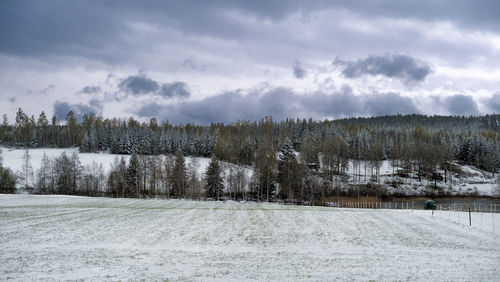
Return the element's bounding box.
[1,0,500,124]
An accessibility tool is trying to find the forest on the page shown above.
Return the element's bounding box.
[0,108,499,203]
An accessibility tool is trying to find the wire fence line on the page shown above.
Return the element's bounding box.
[434,205,498,234]
[327,200,499,234]
[327,201,500,213]
[327,201,416,210]
[437,203,499,213]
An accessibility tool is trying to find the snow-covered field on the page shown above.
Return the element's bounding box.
[0,195,498,281]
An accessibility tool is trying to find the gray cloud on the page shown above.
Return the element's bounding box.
[81,86,101,94]
[364,92,420,115]
[182,56,206,71]
[135,87,420,124]
[1,1,498,122]
[119,75,160,95]
[136,102,163,117]
[485,92,500,113]
[159,82,190,98]
[118,75,190,98]
[293,60,307,79]
[444,95,478,115]
[334,54,432,82]
[53,100,103,121]
[2,1,498,61]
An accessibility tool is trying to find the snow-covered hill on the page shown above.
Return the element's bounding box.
[0,147,254,192]
[0,146,498,196]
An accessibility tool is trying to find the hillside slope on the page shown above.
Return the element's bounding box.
[1,147,498,197]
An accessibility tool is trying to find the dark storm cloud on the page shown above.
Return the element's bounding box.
[53,100,103,121]
[81,86,101,94]
[0,1,124,61]
[301,86,362,115]
[136,88,302,124]
[444,95,478,115]
[119,75,190,98]
[364,92,419,115]
[136,102,163,117]
[334,54,432,82]
[119,75,160,95]
[2,1,499,60]
[159,82,190,98]
[485,92,500,113]
[293,60,307,79]
[135,87,420,124]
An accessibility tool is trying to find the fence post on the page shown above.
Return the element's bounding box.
[469,206,471,226]
[481,211,483,230]
[492,204,495,233]
[493,212,495,233]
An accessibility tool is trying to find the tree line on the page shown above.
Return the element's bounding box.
[1,109,499,202]
[2,148,230,201]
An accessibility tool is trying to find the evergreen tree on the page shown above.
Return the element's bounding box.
[65,111,80,147]
[0,115,8,144]
[15,108,29,145]
[37,111,49,147]
[205,156,224,200]
[255,117,276,201]
[0,165,17,193]
[278,137,299,201]
[127,153,139,197]
[171,149,187,197]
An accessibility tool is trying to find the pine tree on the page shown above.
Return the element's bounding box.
[205,156,224,200]
[37,111,49,147]
[15,108,29,145]
[65,111,79,147]
[0,114,8,142]
[255,117,277,201]
[0,165,17,193]
[171,148,187,198]
[127,153,139,197]
[278,137,298,201]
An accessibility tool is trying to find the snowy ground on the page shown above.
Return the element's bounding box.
[0,147,254,190]
[0,195,498,281]
[0,147,129,173]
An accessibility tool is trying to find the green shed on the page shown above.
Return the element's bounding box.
[424,200,436,210]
